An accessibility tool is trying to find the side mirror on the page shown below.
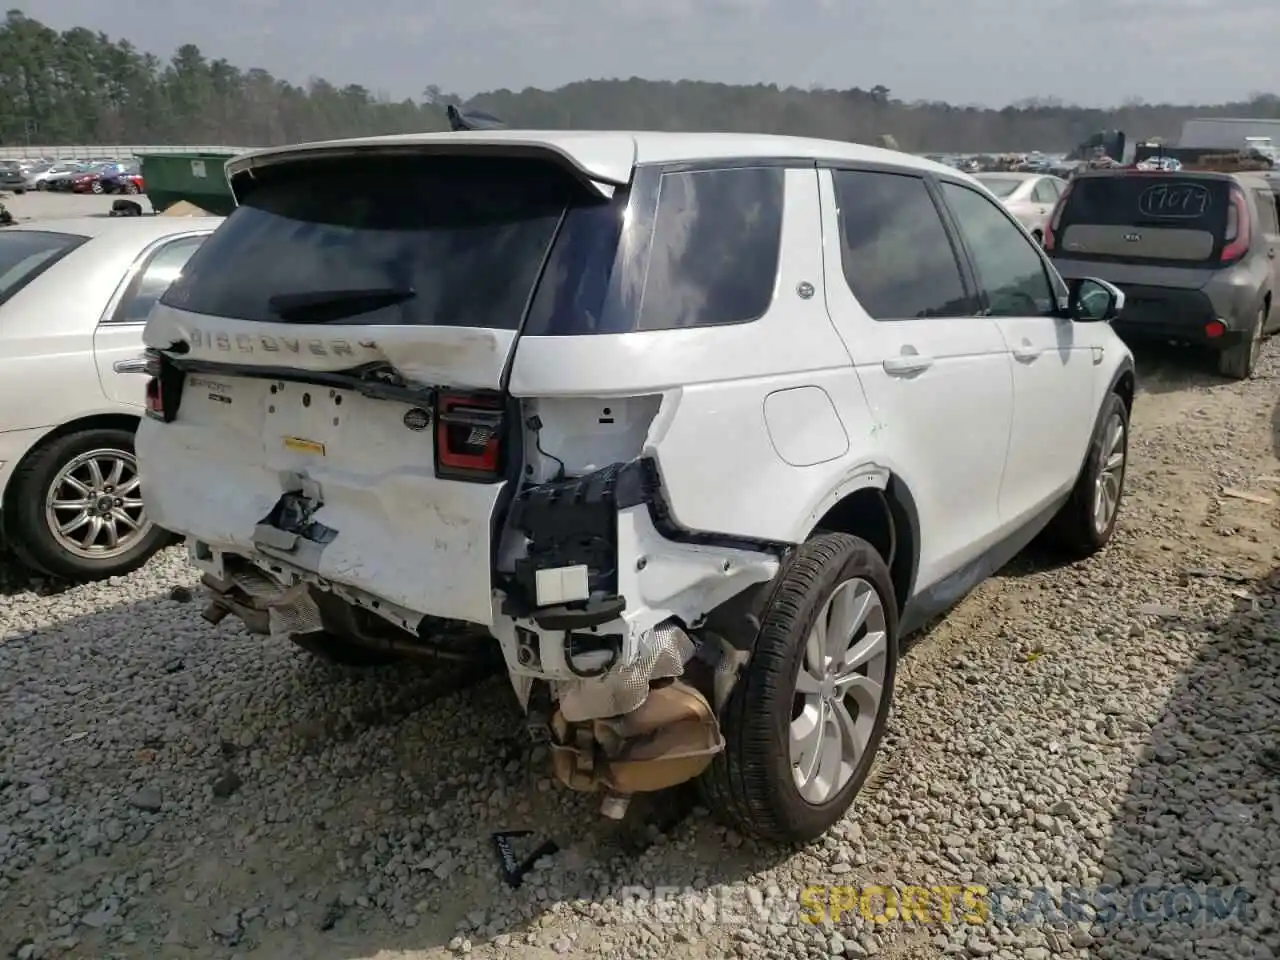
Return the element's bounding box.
[1068,277,1124,323]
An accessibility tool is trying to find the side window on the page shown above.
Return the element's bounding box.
[637,166,784,330]
[831,169,975,320]
[1031,180,1058,204]
[108,235,206,325]
[940,182,1056,318]
[1252,190,1279,234]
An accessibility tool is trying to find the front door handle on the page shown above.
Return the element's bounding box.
[112,356,149,374]
[883,352,934,376]
[1012,341,1042,363]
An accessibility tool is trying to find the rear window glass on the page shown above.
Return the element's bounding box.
[162,156,582,329]
[1061,176,1229,233]
[164,156,786,336]
[0,230,86,306]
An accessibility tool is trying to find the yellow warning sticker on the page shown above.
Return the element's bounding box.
[283,436,325,456]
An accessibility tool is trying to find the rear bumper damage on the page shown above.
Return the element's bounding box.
[188,457,781,816]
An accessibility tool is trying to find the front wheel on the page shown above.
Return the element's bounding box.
[123,182,139,195]
[699,533,898,843]
[90,180,104,194]
[36,181,48,191]
[5,428,170,581]
[1043,391,1129,559]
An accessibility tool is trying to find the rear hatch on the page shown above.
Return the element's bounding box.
[137,149,627,626]
[1048,173,1235,289]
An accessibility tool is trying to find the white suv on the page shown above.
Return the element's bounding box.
[135,132,1134,843]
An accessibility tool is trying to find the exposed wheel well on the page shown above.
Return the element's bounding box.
[811,480,917,613]
[2,413,140,516]
[1113,369,1135,414]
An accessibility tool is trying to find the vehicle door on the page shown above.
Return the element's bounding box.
[93,234,208,407]
[1251,187,1280,316]
[817,166,1014,592]
[937,179,1096,528]
[1028,178,1060,235]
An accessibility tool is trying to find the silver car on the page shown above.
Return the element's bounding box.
[0,215,222,580]
[975,172,1068,244]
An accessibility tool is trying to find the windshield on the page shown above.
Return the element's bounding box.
[0,231,88,306]
[979,177,1023,198]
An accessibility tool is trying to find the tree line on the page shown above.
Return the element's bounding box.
[3,8,1280,153]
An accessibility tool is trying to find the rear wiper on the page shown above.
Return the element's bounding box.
[267,287,416,323]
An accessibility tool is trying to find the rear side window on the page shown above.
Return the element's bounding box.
[108,235,206,325]
[636,167,784,330]
[162,156,581,329]
[0,230,87,307]
[832,169,974,320]
[1031,180,1058,204]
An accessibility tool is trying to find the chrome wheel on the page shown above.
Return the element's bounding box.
[790,577,889,805]
[44,449,150,560]
[1092,413,1125,534]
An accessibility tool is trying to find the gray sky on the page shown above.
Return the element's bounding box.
[23,0,1280,107]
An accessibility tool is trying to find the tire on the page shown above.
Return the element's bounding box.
[5,427,170,581]
[1217,306,1265,381]
[90,180,103,194]
[123,182,138,195]
[698,532,899,844]
[1043,391,1129,559]
[36,181,47,191]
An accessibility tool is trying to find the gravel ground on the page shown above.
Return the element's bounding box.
[2,340,1278,960]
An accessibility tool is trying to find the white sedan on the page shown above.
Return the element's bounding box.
[0,215,222,580]
[974,172,1068,244]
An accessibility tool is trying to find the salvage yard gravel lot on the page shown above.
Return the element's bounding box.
[2,342,1279,960]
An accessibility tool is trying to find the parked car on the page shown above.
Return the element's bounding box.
[44,163,94,191]
[975,172,1068,243]
[26,163,75,191]
[135,131,1133,843]
[0,160,27,194]
[1046,168,1280,379]
[101,164,145,195]
[0,216,222,580]
[69,163,127,194]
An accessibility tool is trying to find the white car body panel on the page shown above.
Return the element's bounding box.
[0,218,220,513]
[132,131,1133,724]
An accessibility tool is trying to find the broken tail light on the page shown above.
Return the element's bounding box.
[143,348,184,422]
[435,391,506,481]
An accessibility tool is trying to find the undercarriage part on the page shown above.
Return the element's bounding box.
[554,620,695,723]
[549,678,724,797]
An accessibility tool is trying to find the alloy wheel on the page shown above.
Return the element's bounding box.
[44,448,151,560]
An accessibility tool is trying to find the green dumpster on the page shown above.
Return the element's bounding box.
[138,152,239,217]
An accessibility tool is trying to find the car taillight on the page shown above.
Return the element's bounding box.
[1221,187,1250,264]
[435,391,506,481]
[1043,181,1073,252]
[143,348,184,422]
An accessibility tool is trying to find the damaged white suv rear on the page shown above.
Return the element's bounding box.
[135,131,1135,843]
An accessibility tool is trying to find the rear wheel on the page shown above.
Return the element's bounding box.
[1217,307,1265,380]
[36,181,48,191]
[123,182,139,195]
[699,533,898,843]
[6,428,170,581]
[1043,391,1129,559]
[90,180,103,194]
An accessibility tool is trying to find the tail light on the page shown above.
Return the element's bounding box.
[143,348,184,422]
[1043,181,1073,252]
[435,391,506,481]
[1220,187,1250,264]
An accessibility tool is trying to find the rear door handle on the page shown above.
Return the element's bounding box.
[882,353,934,376]
[113,356,149,374]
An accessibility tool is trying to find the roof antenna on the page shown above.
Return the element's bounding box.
[446,104,508,132]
